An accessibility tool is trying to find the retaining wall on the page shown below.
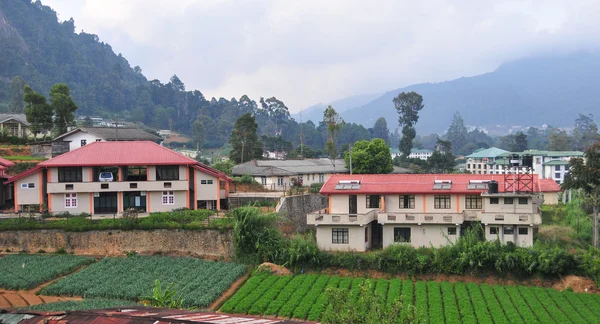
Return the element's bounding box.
[277,194,328,233]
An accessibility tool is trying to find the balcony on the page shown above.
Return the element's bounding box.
[378,213,464,225]
[47,180,189,194]
[307,209,377,226]
[480,212,541,225]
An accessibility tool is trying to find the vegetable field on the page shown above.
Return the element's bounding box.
[221,273,600,323]
[40,256,247,308]
[0,254,95,290]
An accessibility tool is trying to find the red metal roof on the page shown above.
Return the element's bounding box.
[3,165,42,184]
[539,178,561,192]
[39,141,197,167]
[0,157,15,167]
[192,164,232,182]
[320,174,544,195]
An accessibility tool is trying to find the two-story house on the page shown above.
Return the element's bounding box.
[308,174,548,252]
[496,150,583,184]
[5,141,230,214]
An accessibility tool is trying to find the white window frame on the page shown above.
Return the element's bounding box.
[318,174,324,182]
[162,191,175,205]
[277,176,284,186]
[65,193,77,208]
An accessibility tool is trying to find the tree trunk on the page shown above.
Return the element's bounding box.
[594,205,599,247]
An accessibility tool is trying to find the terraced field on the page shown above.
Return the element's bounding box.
[221,273,600,323]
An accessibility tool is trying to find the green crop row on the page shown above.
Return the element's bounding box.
[222,273,600,323]
[41,256,247,308]
[0,254,96,290]
[233,275,279,313]
[220,273,268,312]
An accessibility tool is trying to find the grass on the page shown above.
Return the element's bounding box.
[3,155,46,161]
[41,256,248,308]
[0,254,96,290]
[221,273,600,323]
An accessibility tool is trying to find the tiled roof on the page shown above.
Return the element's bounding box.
[192,164,231,182]
[54,127,161,141]
[40,141,196,167]
[465,147,508,158]
[539,178,561,192]
[320,174,543,195]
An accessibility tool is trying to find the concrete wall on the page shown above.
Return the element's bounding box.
[277,194,328,233]
[0,229,233,258]
[484,225,533,247]
[147,190,187,212]
[543,192,559,205]
[64,132,102,151]
[50,192,93,214]
[15,172,42,206]
[381,224,460,248]
[195,171,218,201]
[315,224,370,252]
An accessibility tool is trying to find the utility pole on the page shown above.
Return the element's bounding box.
[349,145,353,175]
[241,140,245,164]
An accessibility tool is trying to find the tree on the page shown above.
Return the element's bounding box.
[513,132,528,151]
[563,143,600,246]
[573,114,600,150]
[229,113,262,164]
[9,76,27,113]
[394,92,424,157]
[372,117,390,144]
[428,138,456,173]
[24,86,53,139]
[446,112,468,154]
[191,118,204,152]
[289,144,316,159]
[344,138,393,174]
[50,83,78,135]
[547,128,573,151]
[83,116,93,127]
[323,106,344,170]
[212,160,234,176]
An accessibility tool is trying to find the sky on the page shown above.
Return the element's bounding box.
[43,0,600,113]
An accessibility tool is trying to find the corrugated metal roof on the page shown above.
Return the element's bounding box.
[0,113,29,126]
[55,127,161,142]
[539,178,561,192]
[40,141,197,167]
[0,157,16,167]
[465,147,508,158]
[320,174,543,195]
[233,159,348,176]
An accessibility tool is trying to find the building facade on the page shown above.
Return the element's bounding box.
[5,141,230,214]
[408,149,434,160]
[308,174,550,252]
[53,127,162,153]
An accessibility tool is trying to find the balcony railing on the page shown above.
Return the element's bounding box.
[480,212,541,225]
[378,213,464,224]
[47,180,189,194]
[307,210,377,225]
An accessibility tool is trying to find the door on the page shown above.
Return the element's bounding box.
[94,192,118,214]
[349,195,357,215]
[371,221,383,249]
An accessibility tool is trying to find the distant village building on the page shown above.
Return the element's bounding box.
[158,130,172,137]
[52,127,162,155]
[0,113,39,138]
[0,157,15,208]
[466,147,583,184]
[391,148,434,160]
[263,151,287,160]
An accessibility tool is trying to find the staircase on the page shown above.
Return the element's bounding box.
[229,196,241,209]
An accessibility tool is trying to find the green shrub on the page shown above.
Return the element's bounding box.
[309,182,324,193]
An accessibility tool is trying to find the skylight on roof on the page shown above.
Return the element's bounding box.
[433,184,451,190]
[467,184,488,190]
[335,184,361,190]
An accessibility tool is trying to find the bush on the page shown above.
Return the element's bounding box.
[310,182,324,193]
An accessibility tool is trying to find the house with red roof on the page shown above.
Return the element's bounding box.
[0,157,15,208]
[4,141,231,214]
[308,173,556,251]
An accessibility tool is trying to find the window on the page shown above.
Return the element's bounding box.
[298,174,303,181]
[64,193,77,208]
[394,227,411,242]
[312,174,315,180]
[503,226,514,235]
[156,166,179,181]
[164,182,172,188]
[126,166,147,181]
[467,164,471,168]
[465,195,482,209]
[96,139,102,142]
[162,191,175,205]
[489,226,499,235]
[555,172,561,179]
[518,227,529,235]
[277,176,284,186]
[130,183,138,189]
[434,195,451,209]
[81,139,87,146]
[332,228,349,244]
[365,227,368,242]
[101,183,109,189]
[319,174,324,182]
[65,184,74,190]
[478,164,481,169]
[200,179,214,185]
[261,177,267,185]
[555,165,561,171]
[448,227,457,235]
[490,198,499,204]
[399,195,415,209]
[21,183,35,189]
[58,167,82,182]
[504,197,514,204]
[366,195,380,209]
[518,197,528,205]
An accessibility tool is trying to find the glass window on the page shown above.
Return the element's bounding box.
[555,172,561,179]
[518,227,529,235]
[503,226,514,235]
[365,227,368,243]
[332,228,349,244]
[277,176,284,186]
[261,177,267,185]
[366,195,380,209]
[162,191,175,205]
[555,165,561,171]
[434,195,451,209]
[318,174,324,182]
[490,198,499,204]
[27,183,35,188]
[394,227,411,242]
[156,166,179,180]
[489,226,499,235]
[399,195,415,209]
[81,139,87,146]
[518,197,528,205]
[448,227,457,235]
[126,166,147,181]
[504,198,514,204]
[465,195,482,209]
[58,167,82,182]
[64,193,77,208]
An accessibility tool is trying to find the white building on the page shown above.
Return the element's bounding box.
[408,148,434,160]
[53,127,162,153]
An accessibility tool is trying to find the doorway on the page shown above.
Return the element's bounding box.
[94,192,117,214]
[371,221,383,249]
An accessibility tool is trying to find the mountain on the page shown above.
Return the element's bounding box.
[341,52,600,133]
[292,93,381,124]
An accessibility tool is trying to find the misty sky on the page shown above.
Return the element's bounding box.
[43,0,600,112]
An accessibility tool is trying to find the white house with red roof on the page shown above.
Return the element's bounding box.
[4,141,231,214]
[308,173,557,251]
